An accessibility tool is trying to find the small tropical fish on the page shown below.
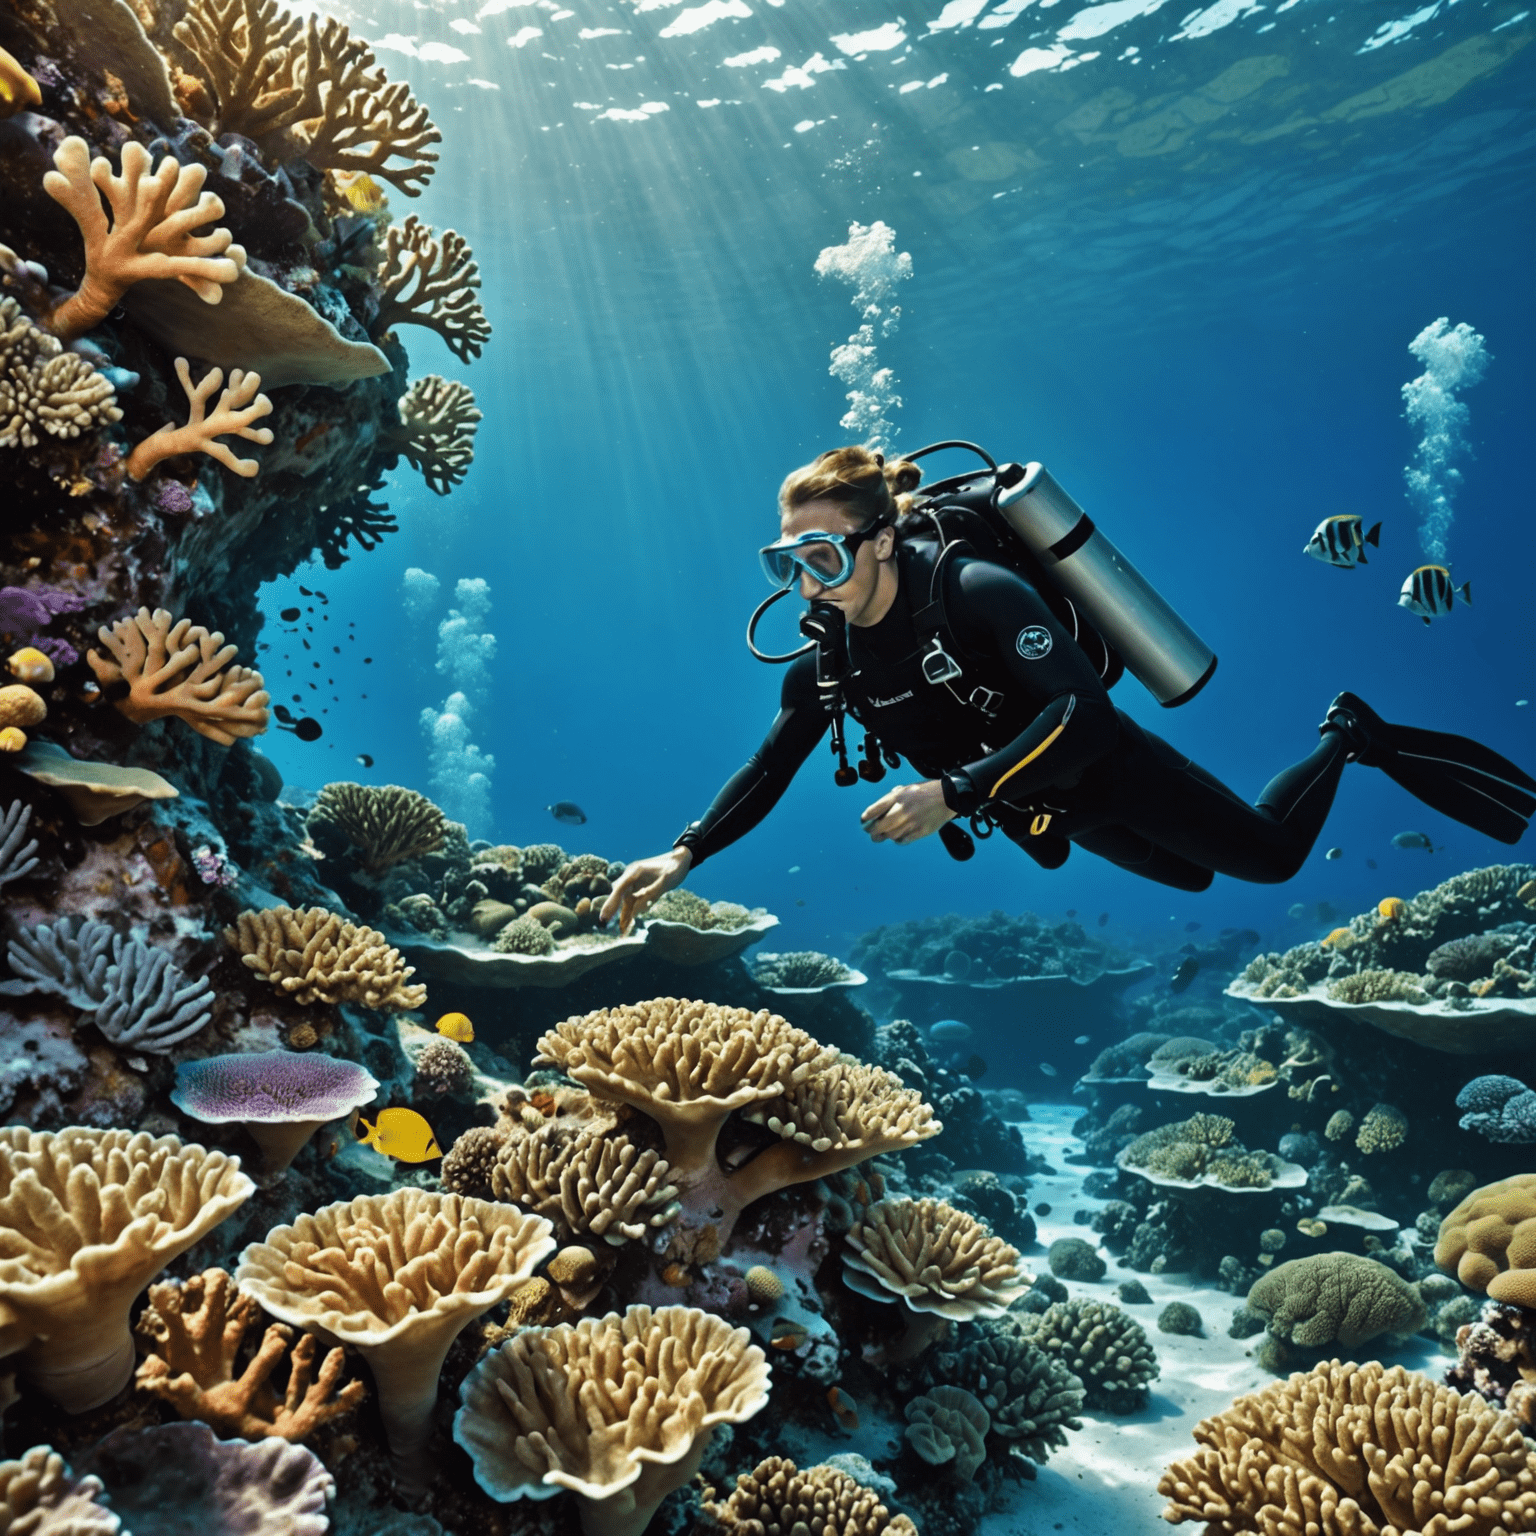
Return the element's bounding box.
[548,800,587,826]
[1517,879,1536,909]
[1392,830,1435,851]
[1325,847,1343,861]
[928,1019,971,1044]
[788,864,801,873]
[356,753,374,768]
[1304,515,1381,569]
[1320,927,1353,949]
[335,170,386,213]
[771,1322,809,1350]
[356,1108,441,1162]
[827,1386,860,1431]
[1170,956,1199,994]
[1377,897,1406,920]
[1287,902,1307,920]
[280,607,300,622]
[435,1011,474,1043]
[1097,912,1109,927]
[1066,909,1077,919]
[1074,1034,1090,1045]
[1038,1061,1058,1078]
[962,1053,987,1080]
[1399,564,1470,625]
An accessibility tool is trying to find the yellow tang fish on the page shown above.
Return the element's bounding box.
[356,1108,441,1162]
[435,1011,475,1043]
[827,1386,859,1432]
[1377,897,1406,920]
[335,170,386,214]
[1320,927,1353,950]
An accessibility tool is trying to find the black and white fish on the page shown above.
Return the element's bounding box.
[1304,515,1381,569]
[1170,956,1199,993]
[1325,846,1343,860]
[548,801,588,826]
[1399,564,1470,625]
[1392,829,1435,851]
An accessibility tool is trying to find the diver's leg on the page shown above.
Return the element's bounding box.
[1070,826,1215,891]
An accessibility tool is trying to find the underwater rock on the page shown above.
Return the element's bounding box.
[1157,1301,1204,1337]
[1046,1236,1106,1283]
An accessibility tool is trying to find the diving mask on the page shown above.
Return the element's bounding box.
[758,524,885,590]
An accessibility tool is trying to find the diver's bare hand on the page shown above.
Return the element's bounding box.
[600,847,693,935]
[860,781,955,844]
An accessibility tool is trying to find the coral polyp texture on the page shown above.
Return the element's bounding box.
[307,780,449,870]
[0,295,122,448]
[227,904,427,1009]
[1017,1299,1160,1413]
[1435,1175,1536,1308]
[1158,1360,1536,1535]
[703,1455,918,1536]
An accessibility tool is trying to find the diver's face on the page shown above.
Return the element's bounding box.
[780,498,898,627]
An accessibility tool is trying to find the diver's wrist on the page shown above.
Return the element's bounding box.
[941,771,980,816]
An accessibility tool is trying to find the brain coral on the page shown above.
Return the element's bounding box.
[1435,1175,1536,1308]
[1246,1251,1427,1351]
[1019,1299,1159,1413]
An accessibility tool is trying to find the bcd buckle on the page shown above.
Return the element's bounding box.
[968,685,1002,716]
[1030,812,1053,836]
[920,636,963,685]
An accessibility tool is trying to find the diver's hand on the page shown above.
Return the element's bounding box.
[860,780,956,845]
[600,847,693,935]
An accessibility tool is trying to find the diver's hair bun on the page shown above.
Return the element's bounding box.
[886,458,923,497]
[779,444,921,526]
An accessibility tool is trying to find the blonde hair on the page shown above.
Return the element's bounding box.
[778,446,923,528]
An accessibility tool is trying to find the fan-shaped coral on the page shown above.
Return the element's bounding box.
[374,215,490,362]
[392,373,479,495]
[308,781,448,870]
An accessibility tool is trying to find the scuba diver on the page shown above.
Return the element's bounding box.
[600,443,1536,932]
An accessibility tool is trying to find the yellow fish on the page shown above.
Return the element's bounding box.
[356,1108,441,1162]
[827,1386,859,1431]
[0,46,42,119]
[335,171,385,214]
[1377,897,1406,921]
[1320,927,1353,950]
[1518,880,1536,910]
[435,1011,474,1043]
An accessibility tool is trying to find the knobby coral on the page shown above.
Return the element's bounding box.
[1158,1359,1536,1535]
[228,904,426,1010]
[374,215,490,362]
[1457,1076,1536,1144]
[308,780,448,870]
[703,1455,917,1536]
[0,296,122,448]
[88,607,270,743]
[1246,1251,1427,1353]
[1435,1175,1536,1308]
[124,356,274,481]
[1018,1298,1159,1413]
[393,373,479,495]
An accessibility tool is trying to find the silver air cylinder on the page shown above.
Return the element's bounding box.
[997,462,1216,707]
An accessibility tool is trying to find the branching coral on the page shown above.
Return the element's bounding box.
[125,356,273,481]
[905,1386,990,1481]
[237,1190,555,1491]
[374,215,490,362]
[1119,1112,1297,1193]
[440,1125,506,1199]
[42,137,245,341]
[1,296,123,448]
[308,781,447,871]
[650,889,755,930]
[0,797,38,887]
[703,1455,917,1536]
[392,373,479,494]
[454,1305,770,1536]
[1435,1176,1536,1308]
[0,1445,117,1535]
[227,904,426,1010]
[88,607,269,743]
[1246,1251,1427,1353]
[0,1127,254,1411]
[135,1266,366,1439]
[1018,1299,1160,1413]
[1158,1360,1536,1534]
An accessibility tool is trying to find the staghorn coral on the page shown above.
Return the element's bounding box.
[170,0,316,144]
[392,373,479,495]
[454,1304,770,1536]
[134,1266,366,1440]
[125,356,274,481]
[228,904,426,1010]
[0,1445,117,1535]
[308,781,447,871]
[0,797,39,887]
[702,1455,917,1536]
[493,915,557,955]
[1435,1176,1536,1308]
[374,215,490,362]
[0,299,122,450]
[905,1386,990,1481]
[1017,1299,1160,1413]
[88,607,270,744]
[0,1127,254,1411]
[1246,1251,1427,1354]
[751,951,857,989]
[1355,1101,1408,1154]
[42,137,245,341]
[236,1190,555,1491]
[1158,1359,1536,1534]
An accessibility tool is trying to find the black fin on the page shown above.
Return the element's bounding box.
[1461,581,1473,605]
[1357,553,1367,566]
[1422,617,1431,627]
[1366,522,1381,546]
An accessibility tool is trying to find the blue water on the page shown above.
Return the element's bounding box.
[255,0,1534,961]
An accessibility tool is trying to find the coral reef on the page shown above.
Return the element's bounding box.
[374,215,490,361]
[703,1455,918,1536]
[752,950,859,989]
[0,1445,116,1533]
[905,1386,990,1481]
[390,373,480,495]
[1,295,122,448]
[853,908,1113,984]
[124,356,274,480]
[228,904,426,1009]
[1118,1112,1301,1193]
[650,888,756,930]
[1446,1300,1536,1430]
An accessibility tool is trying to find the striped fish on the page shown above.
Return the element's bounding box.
[1304,515,1381,568]
[1399,564,1471,625]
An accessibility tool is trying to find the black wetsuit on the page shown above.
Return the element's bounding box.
[676,554,1351,892]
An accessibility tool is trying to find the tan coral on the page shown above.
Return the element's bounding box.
[0,45,42,120]
[1,296,123,449]
[703,1455,917,1536]
[374,215,490,363]
[0,1444,118,1535]
[0,1127,254,1412]
[843,1197,1031,1364]
[171,0,314,145]
[12,740,179,824]
[0,684,45,754]
[392,373,480,495]
[134,1266,366,1440]
[87,607,269,744]
[236,1190,555,1492]
[124,356,273,481]
[455,1305,770,1536]
[307,781,447,871]
[546,1246,608,1313]
[1436,1174,1536,1308]
[227,904,426,1010]
[1158,1358,1536,1534]
[42,137,245,341]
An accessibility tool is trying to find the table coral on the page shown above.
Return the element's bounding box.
[390,373,480,495]
[11,742,179,825]
[1435,1175,1536,1308]
[702,1455,917,1536]
[0,295,123,448]
[307,781,447,870]
[0,1127,254,1411]
[1245,1251,1427,1355]
[374,215,490,363]
[228,904,426,1009]
[87,608,270,744]
[1018,1298,1160,1413]
[135,1265,366,1440]
[1158,1359,1536,1535]
[124,356,274,481]
[42,137,245,341]
[454,1304,770,1536]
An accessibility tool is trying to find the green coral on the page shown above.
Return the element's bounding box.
[492,916,556,956]
[1156,1302,1203,1337]
[930,1321,1084,1462]
[1204,1153,1274,1189]
[1355,1102,1408,1154]
[1326,969,1430,1005]
[751,951,855,988]
[1245,1252,1427,1355]
[1017,1300,1159,1414]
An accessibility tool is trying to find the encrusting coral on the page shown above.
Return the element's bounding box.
[392,373,480,495]
[41,136,246,341]
[1447,1301,1536,1430]
[228,904,427,1010]
[236,1189,556,1491]
[702,1455,918,1536]
[88,608,270,743]
[0,1127,254,1411]
[0,1445,117,1535]
[454,1304,770,1536]
[1435,1175,1536,1308]
[374,215,491,362]
[308,781,448,870]
[134,1266,366,1440]
[124,356,274,481]
[0,296,122,449]
[1017,1298,1160,1413]
[1158,1359,1536,1534]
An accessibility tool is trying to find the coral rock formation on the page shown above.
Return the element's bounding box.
[1018,1299,1160,1413]
[703,1455,918,1536]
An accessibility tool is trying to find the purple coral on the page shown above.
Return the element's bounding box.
[1427,932,1519,981]
[0,585,87,667]
[171,1049,379,1171]
[191,844,238,887]
[154,481,195,514]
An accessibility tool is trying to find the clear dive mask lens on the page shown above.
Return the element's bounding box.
[758,525,881,590]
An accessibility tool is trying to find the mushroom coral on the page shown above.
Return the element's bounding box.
[702,1455,917,1536]
[227,904,426,1010]
[0,1445,119,1535]
[308,781,448,871]
[843,1197,1031,1363]
[1435,1175,1536,1309]
[454,1304,770,1536]
[0,1128,254,1411]
[236,1190,555,1491]
[1158,1359,1536,1535]
[171,1049,380,1171]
